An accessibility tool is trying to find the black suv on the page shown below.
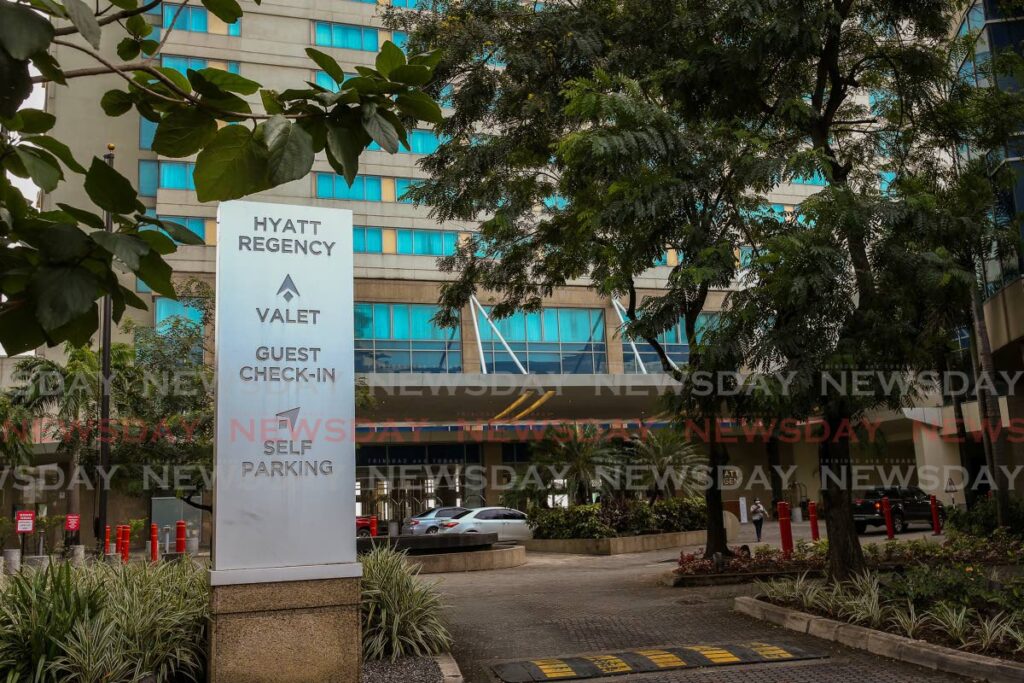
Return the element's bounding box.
[852,486,944,534]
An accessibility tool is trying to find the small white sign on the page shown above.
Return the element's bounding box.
[211,201,358,584]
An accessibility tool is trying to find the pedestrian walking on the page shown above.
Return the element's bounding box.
[750,498,767,542]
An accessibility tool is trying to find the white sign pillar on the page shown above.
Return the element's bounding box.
[211,200,358,585]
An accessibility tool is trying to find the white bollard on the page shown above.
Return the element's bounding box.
[2,549,20,575]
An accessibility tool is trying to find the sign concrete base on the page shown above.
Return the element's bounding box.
[208,577,361,683]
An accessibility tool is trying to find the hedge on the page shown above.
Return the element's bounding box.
[528,497,707,540]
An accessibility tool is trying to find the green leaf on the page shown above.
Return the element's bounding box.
[107,0,138,9]
[0,47,33,118]
[14,147,61,192]
[263,115,315,186]
[260,89,284,115]
[84,157,140,214]
[408,49,443,70]
[24,223,92,262]
[389,64,432,86]
[30,51,65,85]
[154,218,204,245]
[193,68,260,95]
[375,41,406,78]
[100,90,134,116]
[200,0,242,23]
[48,302,100,347]
[135,249,175,296]
[0,302,47,356]
[30,266,100,331]
[91,231,150,270]
[306,48,345,85]
[24,135,86,173]
[116,37,141,61]
[361,106,400,154]
[137,227,177,255]
[148,67,192,95]
[56,203,105,230]
[125,13,152,38]
[326,125,363,186]
[194,125,271,202]
[152,108,218,157]
[7,109,55,134]
[63,0,102,50]
[0,0,55,59]
[396,91,443,124]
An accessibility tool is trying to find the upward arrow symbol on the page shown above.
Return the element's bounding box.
[276,274,300,302]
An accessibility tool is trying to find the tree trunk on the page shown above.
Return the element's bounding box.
[971,289,1011,526]
[820,416,864,580]
[703,441,732,557]
[765,435,784,505]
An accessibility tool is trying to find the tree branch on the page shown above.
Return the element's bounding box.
[54,0,163,36]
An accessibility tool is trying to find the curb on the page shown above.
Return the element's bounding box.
[433,653,463,683]
[734,596,1024,683]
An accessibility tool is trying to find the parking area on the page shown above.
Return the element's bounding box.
[431,546,963,683]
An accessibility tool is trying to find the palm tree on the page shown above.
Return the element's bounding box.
[629,429,706,502]
[11,344,135,543]
[532,424,615,506]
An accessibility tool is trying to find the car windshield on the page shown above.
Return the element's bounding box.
[451,510,473,519]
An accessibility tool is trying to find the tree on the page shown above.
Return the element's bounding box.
[0,0,442,354]
[532,425,615,507]
[628,429,706,502]
[391,0,784,556]
[11,343,136,543]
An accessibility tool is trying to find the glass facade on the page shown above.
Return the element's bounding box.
[622,312,718,374]
[154,297,203,330]
[161,55,240,74]
[313,21,378,51]
[316,173,383,200]
[477,307,607,374]
[355,303,461,373]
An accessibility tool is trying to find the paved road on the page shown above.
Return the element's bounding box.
[431,547,964,683]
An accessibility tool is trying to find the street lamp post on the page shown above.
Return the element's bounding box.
[95,144,115,555]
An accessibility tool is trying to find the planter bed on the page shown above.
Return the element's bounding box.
[735,596,1024,683]
[666,568,826,587]
[525,530,706,555]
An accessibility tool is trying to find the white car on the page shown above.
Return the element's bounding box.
[438,507,533,541]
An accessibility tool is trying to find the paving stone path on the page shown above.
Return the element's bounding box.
[431,547,966,683]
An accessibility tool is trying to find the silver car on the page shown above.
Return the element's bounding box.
[401,506,469,535]
[438,507,533,541]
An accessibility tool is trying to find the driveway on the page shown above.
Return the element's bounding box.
[430,546,964,682]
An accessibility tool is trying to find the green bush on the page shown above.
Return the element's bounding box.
[528,505,616,540]
[0,560,208,682]
[946,496,1024,540]
[361,546,452,662]
[651,497,707,533]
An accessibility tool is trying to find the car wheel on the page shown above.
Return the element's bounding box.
[894,513,908,534]
[426,527,439,535]
[357,529,371,538]
[855,521,867,535]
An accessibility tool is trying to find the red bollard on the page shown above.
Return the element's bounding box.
[777,501,794,558]
[175,520,187,554]
[104,525,111,555]
[808,501,820,541]
[930,495,942,535]
[150,524,159,562]
[121,527,130,564]
[370,515,379,538]
[115,525,124,556]
[882,496,895,539]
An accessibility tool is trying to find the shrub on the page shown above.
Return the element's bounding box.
[598,500,656,535]
[0,560,208,682]
[528,505,616,540]
[361,546,452,662]
[946,496,1024,540]
[651,497,707,533]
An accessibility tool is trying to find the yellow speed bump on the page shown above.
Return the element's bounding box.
[491,641,824,681]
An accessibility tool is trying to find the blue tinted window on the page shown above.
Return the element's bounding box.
[477,307,607,374]
[158,162,196,190]
[354,227,384,253]
[393,31,408,51]
[154,297,203,329]
[136,278,152,293]
[408,129,440,154]
[159,215,206,241]
[355,302,461,373]
[139,117,157,150]
[395,178,419,203]
[315,173,385,201]
[138,160,158,196]
[314,21,378,51]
